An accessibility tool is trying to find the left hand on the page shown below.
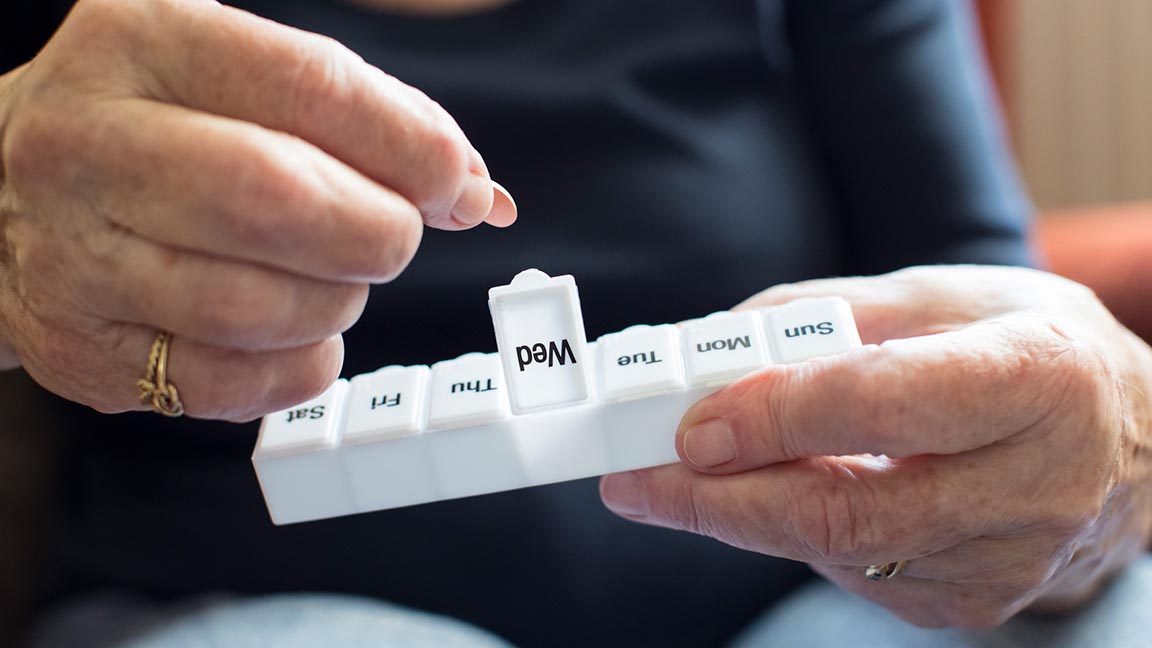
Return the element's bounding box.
[599,265,1152,628]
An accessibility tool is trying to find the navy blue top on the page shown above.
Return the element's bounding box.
[3,1,1031,645]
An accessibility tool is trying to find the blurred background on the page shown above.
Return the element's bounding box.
[977,0,1152,342]
[980,0,1151,208]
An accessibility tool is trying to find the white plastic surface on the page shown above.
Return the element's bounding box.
[489,269,593,414]
[597,324,686,401]
[681,311,772,386]
[253,380,351,525]
[428,353,508,430]
[256,379,348,454]
[763,297,863,364]
[344,365,430,444]
[253,273,862,526]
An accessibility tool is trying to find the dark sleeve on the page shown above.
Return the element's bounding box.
[0,2,75,73]
[783,0,1034,273]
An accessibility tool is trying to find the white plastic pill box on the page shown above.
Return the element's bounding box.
[253,270,862,525]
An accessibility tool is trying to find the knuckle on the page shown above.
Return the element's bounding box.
[234,134,300,200]
[1018,317,1119,509]
[421,115,471,178]
[224,135,418,282]
[1025,464,1109,550]
[789,470,873,562]
[349,205,423,282]
[384,212,424,280]
[216,340,341,422]
[405,107,472,212]
[756,369,803,461]
[266,282,368,346]
[268,341,342,410]
[193,276,275,345]
[326,284,371,333]
[285,34,362,132]
[220,137,317,244]
[1017,316,1105,411]
[674,478,723,540]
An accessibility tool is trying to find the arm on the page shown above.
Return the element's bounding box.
[783,0,1033,272]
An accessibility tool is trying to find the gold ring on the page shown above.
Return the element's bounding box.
[865,561,907,581]
[137,331,184,417]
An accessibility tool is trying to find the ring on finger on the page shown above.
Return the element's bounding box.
[865,560,907,581]
[137,330,185,417]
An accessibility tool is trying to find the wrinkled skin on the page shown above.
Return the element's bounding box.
[0,0,515,421]
[601,266,1152,628]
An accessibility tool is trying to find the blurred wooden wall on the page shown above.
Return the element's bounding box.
[979,0,1152,210]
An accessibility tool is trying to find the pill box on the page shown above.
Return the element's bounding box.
[253,270,861,525]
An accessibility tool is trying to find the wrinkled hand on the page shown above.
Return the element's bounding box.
[0,0,515,420]
[600,265,1152,627]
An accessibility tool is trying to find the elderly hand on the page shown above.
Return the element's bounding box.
[0,0,515,420]
[600,265,1152,628]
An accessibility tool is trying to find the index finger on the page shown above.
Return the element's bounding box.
[137,0,509,229]
[600,454,987,567]
[20,97,422,283]
[675,314,1092,474]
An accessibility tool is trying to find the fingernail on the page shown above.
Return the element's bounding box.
[450,170,496,227]
[600,472,649,518]
[485,180,518,227]
[683,419,737,468]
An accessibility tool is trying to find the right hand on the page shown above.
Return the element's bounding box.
[0,0,516,421]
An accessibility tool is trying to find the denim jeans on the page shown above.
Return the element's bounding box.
[24,554,1152,648]
[731,554,1152,648]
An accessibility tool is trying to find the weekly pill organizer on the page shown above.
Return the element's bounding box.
[253,270,862,525]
